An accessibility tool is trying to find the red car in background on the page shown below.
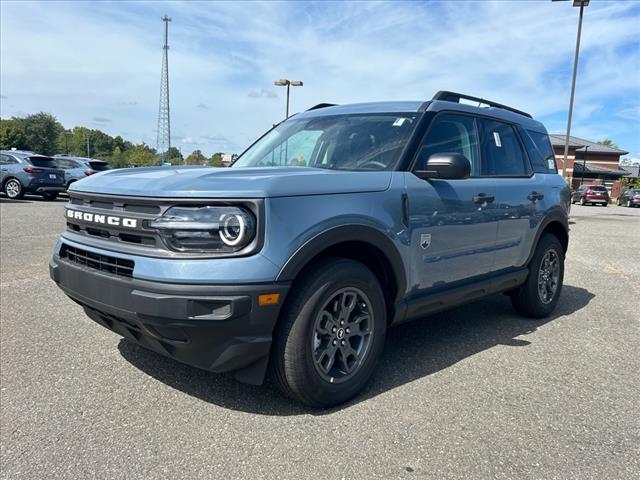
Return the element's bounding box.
[571,185,610,206]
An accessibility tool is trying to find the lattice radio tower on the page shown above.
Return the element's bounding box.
[156,15,171,162]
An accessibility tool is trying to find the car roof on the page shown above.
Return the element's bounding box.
[295,99,546,132]
[56,156,107,163]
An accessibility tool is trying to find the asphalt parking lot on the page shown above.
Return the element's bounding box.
[1,197,639,480]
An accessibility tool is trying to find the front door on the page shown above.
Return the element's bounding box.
[405,113,498,292]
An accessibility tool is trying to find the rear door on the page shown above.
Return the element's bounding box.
[477,119,541,271]
[405,113,498,290]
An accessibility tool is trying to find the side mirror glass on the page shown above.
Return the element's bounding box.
[414,152,471,180]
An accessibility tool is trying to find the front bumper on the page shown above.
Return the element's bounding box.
[49,255,289,384]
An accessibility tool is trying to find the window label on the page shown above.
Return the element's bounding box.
[493,132,502,147]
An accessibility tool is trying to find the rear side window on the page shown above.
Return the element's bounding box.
[0,154,19,165]
[89,161,111,171]
[478,119,527,176]
[28,157,57,168]
[521,129,557,173]
[55,159,76,169]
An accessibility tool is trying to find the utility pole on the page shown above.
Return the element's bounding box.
[559,0,589,180]
[156,15,172,163]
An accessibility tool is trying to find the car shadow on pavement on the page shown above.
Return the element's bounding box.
[118,284,594,416]
[0,195,67,203]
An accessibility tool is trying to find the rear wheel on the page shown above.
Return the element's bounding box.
[42,192,58,201]
[3,178,23,199]
[271,258,386,408]
[511,234,564,318]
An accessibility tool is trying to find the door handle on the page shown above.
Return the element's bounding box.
[527,191,544,202]
[473,193,495,204]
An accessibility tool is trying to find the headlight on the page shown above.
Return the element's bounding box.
[149,205,256,253]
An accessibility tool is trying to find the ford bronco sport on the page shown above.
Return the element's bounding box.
[50,91,570,408]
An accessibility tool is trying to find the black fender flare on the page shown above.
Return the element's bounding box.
[275,224,407,304]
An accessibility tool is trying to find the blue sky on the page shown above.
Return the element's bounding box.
[1,1,639,160]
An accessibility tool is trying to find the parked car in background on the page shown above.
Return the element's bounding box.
[617,188,640,207]
[571,184,609,206]
[53,156,112,190]
[0,150,65,200]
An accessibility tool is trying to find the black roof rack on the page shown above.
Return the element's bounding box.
[307,103,337,111]
[432,91,532,118]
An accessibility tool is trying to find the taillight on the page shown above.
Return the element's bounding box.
[85,170,96,176]
[23,166,44,174]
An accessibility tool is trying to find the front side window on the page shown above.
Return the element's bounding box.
[232,113,418,171]
[414,113,480,175]
[478,119,527,176]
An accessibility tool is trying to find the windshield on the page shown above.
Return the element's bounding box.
[232,113,418,171]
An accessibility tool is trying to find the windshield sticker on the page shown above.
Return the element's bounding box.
[493,132,502,147]
[548,158,555,170]
[393,118,407,127]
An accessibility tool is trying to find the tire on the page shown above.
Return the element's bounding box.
[66,180,75,190]
[42,192,58,201]
[271,257,387,408]
[511,234,564,319]
[3,178,23,199]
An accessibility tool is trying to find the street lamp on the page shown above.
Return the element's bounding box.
[274,79,303,118]
[553,0,590,180]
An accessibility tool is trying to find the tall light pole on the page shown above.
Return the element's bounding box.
[555,0,590,180]
[274,79,303,118]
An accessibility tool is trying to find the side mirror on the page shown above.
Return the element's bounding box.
[414,153,471,180]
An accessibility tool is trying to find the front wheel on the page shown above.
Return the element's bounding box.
[511,234,564,318]
[271,258,386,408]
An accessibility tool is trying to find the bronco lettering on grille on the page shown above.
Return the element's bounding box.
[66,209,138,228]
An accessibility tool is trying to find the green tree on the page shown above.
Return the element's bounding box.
[185,149,207,165]
[166,146,183,164]
[208,152,224,167]
[110,146,128,168]
[18,112,64,155]
[0,118,27,150]
[597,139,619,149]
[125,143,156,167]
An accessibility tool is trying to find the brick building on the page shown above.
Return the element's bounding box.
[549,134,629,197]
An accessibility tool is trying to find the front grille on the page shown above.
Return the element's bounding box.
[60,244,134,278]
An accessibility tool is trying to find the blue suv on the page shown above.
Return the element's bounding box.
[1,150,65,200]
[53,156,112,190]
[50,91,570,407]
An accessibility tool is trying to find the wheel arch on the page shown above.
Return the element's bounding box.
[526,212,569,265]
[276,225,407,323]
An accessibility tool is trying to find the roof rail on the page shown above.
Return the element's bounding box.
[432,91,532,118]
[307,103,337,111]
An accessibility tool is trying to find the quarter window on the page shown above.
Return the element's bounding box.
[478,119,527,176]
[415,114,480,175]
[521,129,557,173]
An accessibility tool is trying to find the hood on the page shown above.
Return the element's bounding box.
[69,166,392,198]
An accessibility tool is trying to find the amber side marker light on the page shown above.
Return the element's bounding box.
[258,293,281,306]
